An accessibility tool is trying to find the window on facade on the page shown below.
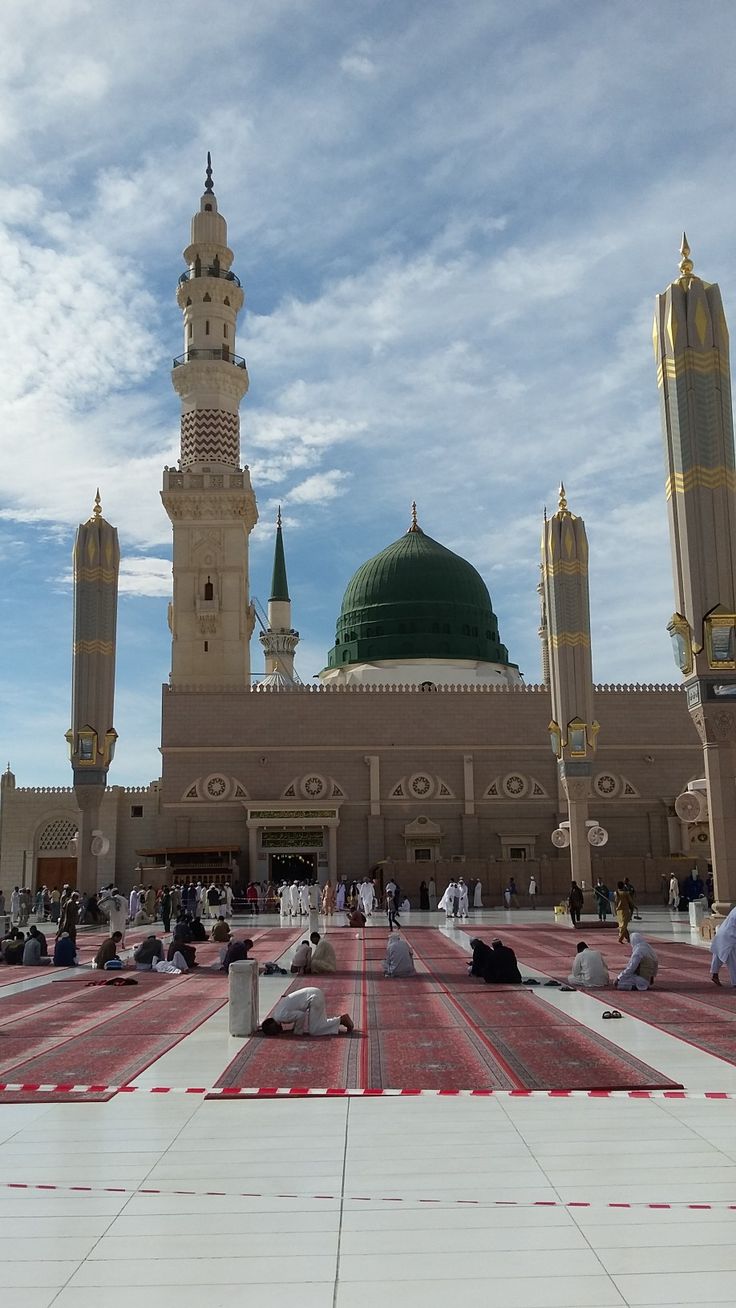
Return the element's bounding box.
[223,324,228,338]
[205,320,210,335]
[188,322,193,338]
[204,577,214,600]
[131,805,143,818]
[414,848,432,861]
[204,641,209,652]
[509,847,527,860]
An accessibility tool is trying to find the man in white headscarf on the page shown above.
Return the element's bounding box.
[359,879,375,918]
[457,879,469,920]
[288,881,299,917]
[614,933,659,990]
[710,907,736,986]
[438,880,459,921]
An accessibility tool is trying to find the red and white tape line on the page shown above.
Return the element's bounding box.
[0,1082,732,1098]
[1,1178,736,1211]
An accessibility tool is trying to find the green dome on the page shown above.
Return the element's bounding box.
[326,523,515,670]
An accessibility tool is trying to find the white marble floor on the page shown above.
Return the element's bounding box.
[1,907,734,1308]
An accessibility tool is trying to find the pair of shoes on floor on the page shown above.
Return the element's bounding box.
[602,1009,623,1019]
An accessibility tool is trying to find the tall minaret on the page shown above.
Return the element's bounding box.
[654,235,736,913]
[259,508,300,684]
[65,491,120,891]
[542,487,600,887]
[161,156,258,687]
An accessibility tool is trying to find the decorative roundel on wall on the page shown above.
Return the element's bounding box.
[409,773,435,799]
[503,773,528,798]
[594,773,619,798]
[301,774,328,799]
[204,773,230,800]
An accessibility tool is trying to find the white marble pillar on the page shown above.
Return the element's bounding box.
[228,959,259,1036]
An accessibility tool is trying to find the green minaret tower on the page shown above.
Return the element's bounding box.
[259,507,300,684]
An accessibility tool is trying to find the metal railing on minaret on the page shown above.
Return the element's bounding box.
[65,490,119,892]
[654,235,736,914]
[542,486,602,889]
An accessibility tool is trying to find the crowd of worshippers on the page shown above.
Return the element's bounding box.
[467,934,661,990]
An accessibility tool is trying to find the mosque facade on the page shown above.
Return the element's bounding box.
[0,168,707,904]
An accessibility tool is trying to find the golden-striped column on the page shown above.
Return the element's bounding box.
[65,491,120,893]
[542,487,599,887]
[654,237,736,913]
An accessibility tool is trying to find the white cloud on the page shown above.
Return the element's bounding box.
[118,557,172,598]
[286,470,350,505]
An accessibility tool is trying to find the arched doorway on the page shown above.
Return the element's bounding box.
[35,816,78,892]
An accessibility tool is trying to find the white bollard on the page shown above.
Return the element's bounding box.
[228,959,259,1037]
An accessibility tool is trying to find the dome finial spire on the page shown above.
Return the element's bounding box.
[205,151,214,195]
[91,488,102,520]
[679,231,694,285]
[277,503,282,529]
[408,500,420,533]
[558,482,568,515]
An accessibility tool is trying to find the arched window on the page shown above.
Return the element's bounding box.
[204,576,214,601]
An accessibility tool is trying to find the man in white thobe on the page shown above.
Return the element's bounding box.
[457,879,469,920]
[299,882,310,916]
[438,881,459,920]
[288,882,299,917]
[278,882,290,918]
[336,881,346,912]
[359,880,375,917]
[568,942,610,988]
[261,987,354,1036]
[99,888,129,944]
[308,882,320,911]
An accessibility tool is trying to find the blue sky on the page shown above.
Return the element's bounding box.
[2,0,736,786]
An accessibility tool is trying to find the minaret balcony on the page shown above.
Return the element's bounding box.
[178,266,241,288]
[173,348,246,369]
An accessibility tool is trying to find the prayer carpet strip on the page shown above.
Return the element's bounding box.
[0,926,304,1103]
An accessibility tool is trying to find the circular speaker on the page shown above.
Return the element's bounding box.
[587,825,609,847]
[674,790,707,823]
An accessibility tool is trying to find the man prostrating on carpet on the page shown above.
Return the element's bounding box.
[260,987,354,1036]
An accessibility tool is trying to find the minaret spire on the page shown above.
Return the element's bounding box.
[654,235,736,912]
[542,486,600,888]
[161,166,258,688]
[260,511,299,684]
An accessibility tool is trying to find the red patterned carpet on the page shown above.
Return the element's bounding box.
[214,927,680,1092]
[0,926,302,1102]
[477,924,736,1067]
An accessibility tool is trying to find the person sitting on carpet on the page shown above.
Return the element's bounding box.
[26,924,48,960]
[22,929,50,966]
[133,935,165,970]
[221,937,254,972]
[291,939,313,973]
[167,939,197,970]
[53,932,78,967]
[383,933,416,978]
[309,932,337,974]
[210,916,231,944]
[347,908,366,928]
[483,939,522,985]
[614,934,658,990]
[260,987,354,1037]
[710,906,736,986]
[94,932,122,970]
[173,913,193,943]
[568,941,610,988]
[133,906,154,927]
[2,928,25,965]
[468,937,495,979]
[190,916,207,942]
